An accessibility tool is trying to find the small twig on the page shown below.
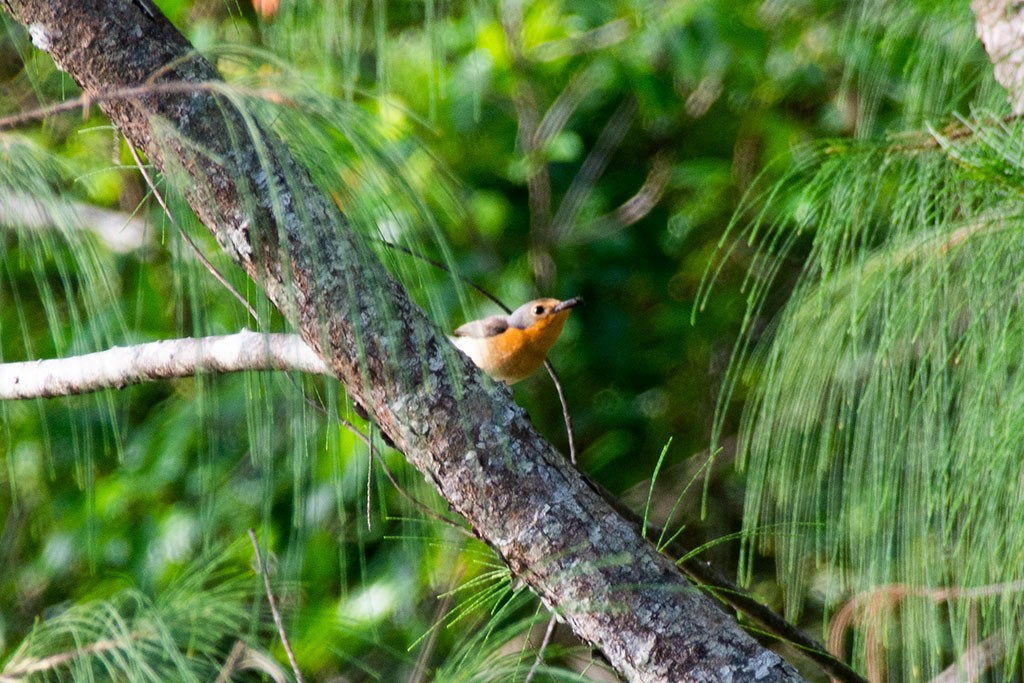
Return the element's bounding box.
[247,529,305,683]
[543,360,577,464]
[213,640,247,683]
[501,0,555,286]
[382,241,509,312]
[0,80,289,132]
[533,65,603,152]
[296,379,469,532]
[0,636,130,679]
[567,152,672,245]
[337,418,469,534]
[366,423,375,531]
[530,17,633,61]
[828,579,1024,667]
[126,142,261,326]
[550,96,638,243]
[524,614,558,683]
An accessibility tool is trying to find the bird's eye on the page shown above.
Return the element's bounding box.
[533,305,545,315]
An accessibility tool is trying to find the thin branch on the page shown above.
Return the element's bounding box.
[247,529,305,683]
[0,636,130,679]
[0,80,289,132]
[501,0,555,287]
[383,240,509,312]
[524,614,559,683]
[213,640,248,683]
[125,141,262,326]
[542,360,577,464]
[567,151,672,245]
[0,327,463,528]
[530,17,633,62]
[0,330,330,399]
[550,96,638,242]
[366,424,375,530]
[828,580,1024,666]
[337,417,469,534]
[533,64,603,150]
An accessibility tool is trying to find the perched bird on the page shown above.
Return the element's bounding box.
[450,297,582,384]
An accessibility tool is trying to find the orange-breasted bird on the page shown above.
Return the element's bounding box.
[450,297,582,384]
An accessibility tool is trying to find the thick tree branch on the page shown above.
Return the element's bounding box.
[1,3,805,681]
[0,331,329,399]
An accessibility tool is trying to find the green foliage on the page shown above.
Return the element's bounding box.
[0,549,269,682]
[7,0,1002,680]
[707,1,1024,678]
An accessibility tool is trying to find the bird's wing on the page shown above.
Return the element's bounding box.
[453,315,508,338]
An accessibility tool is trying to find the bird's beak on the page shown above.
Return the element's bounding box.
[553,297,583,313]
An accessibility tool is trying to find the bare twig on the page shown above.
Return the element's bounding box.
[568,152,672,245]
[257,363,466,534]
[0,80,289,132]
[533,64,603,151]
[337,417,468,533]
[125,142,261,326]
[531,17,633,62]
[1,636,129,679]
[247,529,305,683]
[524,614,559,683]
[0,324,462,531]
[828,579,1024,670]
[543,360,577,464]
[213,640,248,683]
[382,240,508,311]
[366,424,375,531]
[501,0,555,287]
[550,97,638,242]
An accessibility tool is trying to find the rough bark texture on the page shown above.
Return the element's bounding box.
[1,2,804,681]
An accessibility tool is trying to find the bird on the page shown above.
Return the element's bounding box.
[450,297,582,384]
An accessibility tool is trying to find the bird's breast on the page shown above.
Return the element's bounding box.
[450,327,547,383]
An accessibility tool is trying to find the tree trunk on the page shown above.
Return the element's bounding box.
[0,1,803,680]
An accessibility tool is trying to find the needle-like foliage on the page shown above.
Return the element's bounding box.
[707,0,1024,677]
[0,549,271,682]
